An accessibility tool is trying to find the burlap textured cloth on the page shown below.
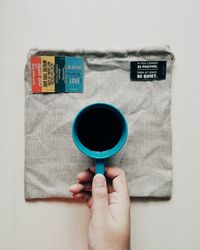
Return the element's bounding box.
[25,46,174,199]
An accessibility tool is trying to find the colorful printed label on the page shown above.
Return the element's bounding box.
[65,57,84,93]
[31,56,41,93]
[41,56,55,92]
[54,56,65,93]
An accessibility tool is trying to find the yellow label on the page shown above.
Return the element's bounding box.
[41,56,55,92]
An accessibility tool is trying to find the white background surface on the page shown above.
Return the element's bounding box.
[0,0,200,249]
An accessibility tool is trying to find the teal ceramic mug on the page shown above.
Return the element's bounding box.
[72,103,128,174]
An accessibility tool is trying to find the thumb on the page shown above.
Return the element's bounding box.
[92,174,108,214]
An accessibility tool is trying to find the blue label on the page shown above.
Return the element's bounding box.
[65,57,84,93]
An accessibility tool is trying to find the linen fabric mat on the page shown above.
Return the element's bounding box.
[25,46,174,199]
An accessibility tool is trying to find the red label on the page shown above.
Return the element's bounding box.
[31,56,41,93]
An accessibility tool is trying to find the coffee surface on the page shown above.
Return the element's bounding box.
[77,107,122,151]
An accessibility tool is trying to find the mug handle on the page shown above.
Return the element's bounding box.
[95,159,105,174]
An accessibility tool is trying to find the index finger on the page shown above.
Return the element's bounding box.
[105,167,129,195]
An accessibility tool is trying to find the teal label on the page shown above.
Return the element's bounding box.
[65,57,84,93]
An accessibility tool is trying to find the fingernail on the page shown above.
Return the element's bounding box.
[94,174,105,186]
[69,184,76,191]
[76,173,82,180]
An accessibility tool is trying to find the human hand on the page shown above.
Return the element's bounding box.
[69,166,130,250]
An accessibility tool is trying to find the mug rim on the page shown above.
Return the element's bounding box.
[72,102,128,159]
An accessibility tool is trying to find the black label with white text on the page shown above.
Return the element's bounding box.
[130,61,166,81]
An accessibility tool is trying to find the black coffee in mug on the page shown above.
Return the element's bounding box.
[77,107,123,152]
[72,103,128,174]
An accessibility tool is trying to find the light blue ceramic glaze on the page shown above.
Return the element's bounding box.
[72,103,128,174]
